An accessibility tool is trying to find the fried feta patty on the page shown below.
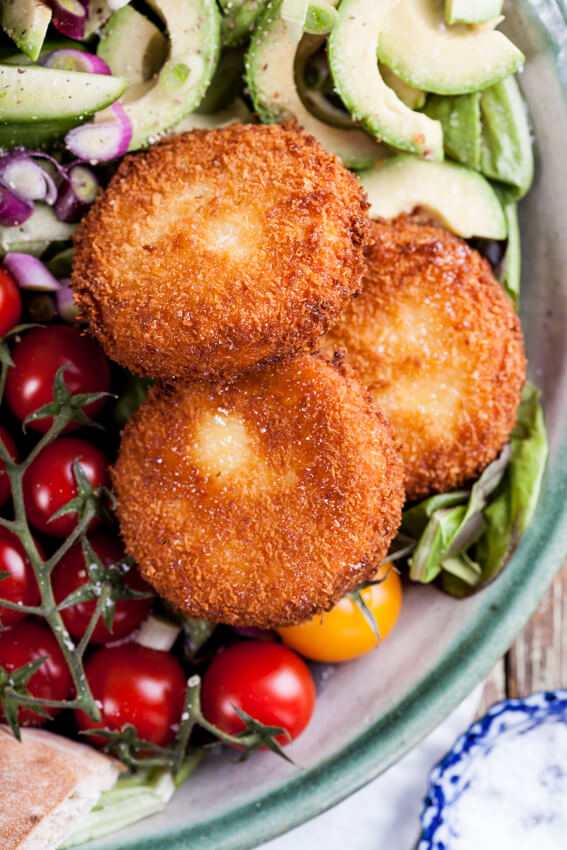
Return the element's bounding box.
[112,354,404,628]
[72,122,370,381]
[320,217,526,501]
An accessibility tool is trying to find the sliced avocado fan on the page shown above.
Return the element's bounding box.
[246,0,386,169]
[328,0,443,160]
[378,0,523,95]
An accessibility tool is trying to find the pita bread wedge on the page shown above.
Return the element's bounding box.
[0,725,120,850]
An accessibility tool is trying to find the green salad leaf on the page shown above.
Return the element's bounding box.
[402,382,547,596]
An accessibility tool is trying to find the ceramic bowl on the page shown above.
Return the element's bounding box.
[419,690,567,848]
[78,2,567,848]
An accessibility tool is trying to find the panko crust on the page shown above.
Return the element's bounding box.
[112,354,404,628]
[72,122,370,381]
[320,217,526,501]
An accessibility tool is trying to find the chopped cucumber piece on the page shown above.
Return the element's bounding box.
[445,0,503,25]
[480,75,534,199]
[1,0,51,62]
[61,755,202,848]
[0,66,128,123]
[219,0,268,46]
[0,205,75,256]
[120,0,220,150]
[0,118,81,150]
[246,0,386,168]
[358,155,507,239]
[380,64,426,110]
[328,0,443,159]
[423,92,482,169]
[304,2,337,34]
[378,0,524,95]
[98,6,168,84]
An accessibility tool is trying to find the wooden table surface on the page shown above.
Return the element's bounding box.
[477,559,567,714]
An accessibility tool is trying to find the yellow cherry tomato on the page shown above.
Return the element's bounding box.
[277,566,402,663]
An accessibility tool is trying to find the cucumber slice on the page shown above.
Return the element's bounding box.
[378,0,524,95]
[0,66,128,123]
[1,0,51,62]
[423,92,482,169]
[246,0,386,169]
[445,0,503,25]
[220,0,268,47]
[0,38,89,66]
[358,155,507,239]
[0,118,81,150]
[328,0,443,160]
[480,75,534,199]
[121,0,220,150]
[98,6,168,84]
[0,205,75,256]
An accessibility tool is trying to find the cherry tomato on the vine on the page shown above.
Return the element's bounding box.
[52,533,153,644]
[0,618,73,726]
[0,527,41,628]
[201,641,315,745]
[277,566,403,663]
[0,425,17,508]
[5,325,111,432]
[0,268,22,337]
[75,643,186,747]
[23,437,108,537]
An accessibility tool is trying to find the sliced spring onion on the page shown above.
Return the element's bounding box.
[55,163,100,222]
[3,252,61,291]
[46,0,87,40]
[41,47,111,74]
[65,101,133,162]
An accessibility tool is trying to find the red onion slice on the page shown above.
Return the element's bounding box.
[55,279,80,322]
[4,253,61,292]
[0,156,58,205]
[0,185,34,226]
[41,48,111,75]
[54,163,100,222]
[65,101,132,163]
[46,0,87,40]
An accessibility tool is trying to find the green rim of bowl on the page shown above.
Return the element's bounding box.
[106,3,567,847]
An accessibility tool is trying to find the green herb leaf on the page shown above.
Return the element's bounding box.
[347,588,381,643]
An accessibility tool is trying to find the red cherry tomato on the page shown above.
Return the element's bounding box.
[52,533,153,644]
[0,527,41,628]
[201,641,316,745]
[0,268,22,337]
[23,437,108,537]
[0,619,73,726]
[75,643,186,747]
[5,325,111,432]
[0,425,17,508]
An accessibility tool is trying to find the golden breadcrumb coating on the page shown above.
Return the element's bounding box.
[112,354,404,627]
[72,122,370,381]
[320,217,526,501]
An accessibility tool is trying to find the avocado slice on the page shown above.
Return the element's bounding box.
[219,0,268,47]
[480,75,534,199]
[1,0,51,62]
[378,0,523,95]
[424,92,482,169]
[246,0,386,169]
[445,0,503,25]
[98,6,168,84]
[380,64,426,110]
[358,155,507,239]
[0,66,128,123]
[116,0,220,150]
[328,0,443,160]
